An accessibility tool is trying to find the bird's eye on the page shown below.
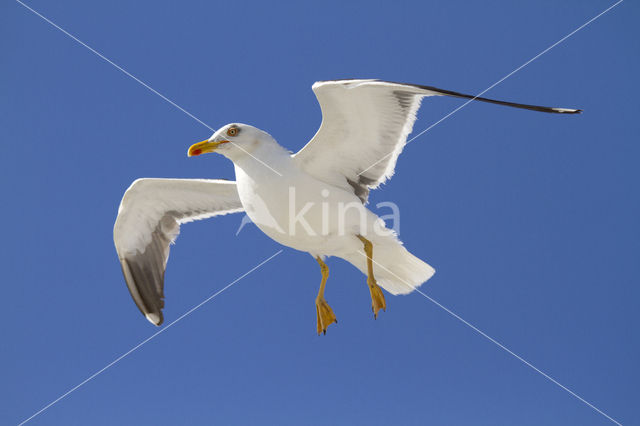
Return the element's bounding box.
[227,127,239,137]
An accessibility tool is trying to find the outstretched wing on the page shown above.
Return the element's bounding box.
[113,178,243,325]
[293,79,580,203]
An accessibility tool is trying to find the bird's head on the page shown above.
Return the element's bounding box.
[188,123,275,162]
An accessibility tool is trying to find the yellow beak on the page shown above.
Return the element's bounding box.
[187,139,229,157]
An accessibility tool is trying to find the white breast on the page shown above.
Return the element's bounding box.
[234,156,374,256]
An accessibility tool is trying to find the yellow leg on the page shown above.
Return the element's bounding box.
[315,256,337,335]
[357,235,387,319]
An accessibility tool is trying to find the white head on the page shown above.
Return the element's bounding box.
[187,123,278,163]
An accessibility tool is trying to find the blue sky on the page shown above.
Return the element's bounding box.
[2,0,638,424]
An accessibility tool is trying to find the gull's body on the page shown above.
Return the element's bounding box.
[114,79,580,332]
[233,146,367,256]
[231,135,427,298]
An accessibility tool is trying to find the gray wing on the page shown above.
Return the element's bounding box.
[113,178,243,325]
[294,79,580,204]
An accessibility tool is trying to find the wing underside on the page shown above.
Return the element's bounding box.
[294,79,580,203]
[113,178,243,325]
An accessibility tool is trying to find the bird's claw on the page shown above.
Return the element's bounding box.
[316,297,337,335]
[369,280,386,320]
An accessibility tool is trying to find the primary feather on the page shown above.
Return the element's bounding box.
[113,178,243,324]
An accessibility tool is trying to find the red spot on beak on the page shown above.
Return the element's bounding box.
[191,149,202,156]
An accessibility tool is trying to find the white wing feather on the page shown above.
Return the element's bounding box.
[294,79,580,203]
[113,178,243,325]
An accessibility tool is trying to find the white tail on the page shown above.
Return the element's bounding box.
[342,236,435,295]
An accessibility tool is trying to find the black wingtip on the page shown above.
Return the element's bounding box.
[316,79,582,115]
[552,107,582,114]
[120,252,167,327]
[145,312,164,326]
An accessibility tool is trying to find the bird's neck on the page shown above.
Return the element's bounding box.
[230,140,292,179]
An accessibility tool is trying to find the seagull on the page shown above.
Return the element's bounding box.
[114,79,580,334]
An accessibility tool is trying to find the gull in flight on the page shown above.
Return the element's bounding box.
[114,79,580,334]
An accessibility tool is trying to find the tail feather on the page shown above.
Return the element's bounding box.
[342,238,435,295]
